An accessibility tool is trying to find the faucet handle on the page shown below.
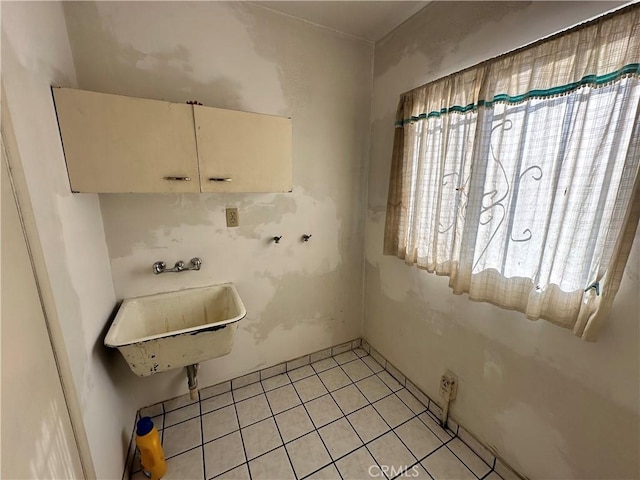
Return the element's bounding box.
[174,260,186,271]
[190,258,202,270]
[153,261,166,274]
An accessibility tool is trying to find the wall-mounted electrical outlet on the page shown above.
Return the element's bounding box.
[226,208,239,227]
[440,370,458,400]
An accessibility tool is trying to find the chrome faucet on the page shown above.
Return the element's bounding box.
[153,258,202,274]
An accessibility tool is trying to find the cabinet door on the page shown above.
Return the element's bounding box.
[53,88,199,193]
[194,105,292,193]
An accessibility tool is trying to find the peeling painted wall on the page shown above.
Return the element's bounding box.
[10,2,634,477]
[365,2,639,479]
[63,1,372,409]
[1,2,139,478]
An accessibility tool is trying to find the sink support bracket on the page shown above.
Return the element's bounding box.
[186,364,199,400]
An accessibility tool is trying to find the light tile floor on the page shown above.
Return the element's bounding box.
[131,348,502,480]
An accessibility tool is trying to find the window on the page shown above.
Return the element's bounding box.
[384,6,640,340]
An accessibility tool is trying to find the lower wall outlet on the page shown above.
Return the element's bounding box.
[441,370,458,400]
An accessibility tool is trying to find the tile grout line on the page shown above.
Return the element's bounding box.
[335,354,485,480]
[186,385,475,477]
[198,390,206,480]
[443,442,487,480]
[210,400,423,480]
[259,374,298,479]
[158,407,166,475]
[282,354,461,478]
[421,408,494,477]
[372,372,493,480]
[350,364,432,457]
[317,359,382,479]
[135,357,416,472]
[164,444,202,462]
[284,367,339,479]
[367,342,502,476]
[334,360,420,480]
[160,353,364,421]
[160,402,166,452]
[177,385,249,479]
[130,347,348,477]
[127,413,138,477]
[203,391,446,480]
[302,362,378,477]
[209,464,245,479]
[396,444,450,480]
[135,347,501,480]
[202,383,290,478]
[200,386,388,450]
[229,397,252,480]
[404,401,488,479]
[362,349,499,479]
[381,401,465,479]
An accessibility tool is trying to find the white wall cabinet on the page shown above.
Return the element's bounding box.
[52,88,292,193]
[53,88,200,193]
[194,105,292,193]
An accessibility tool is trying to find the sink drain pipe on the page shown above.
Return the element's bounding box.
[186,364,199,400]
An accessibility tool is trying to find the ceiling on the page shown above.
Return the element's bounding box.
[252,1,430,42]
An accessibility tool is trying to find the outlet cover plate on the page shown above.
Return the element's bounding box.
[440,370,458,400]
[226,208,239,227]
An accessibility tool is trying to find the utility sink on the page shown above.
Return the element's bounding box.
[104,283,246,376]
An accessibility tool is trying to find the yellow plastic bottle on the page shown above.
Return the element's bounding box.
[135,417,166,480]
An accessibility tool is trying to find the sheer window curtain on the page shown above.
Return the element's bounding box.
[384,6,640,340]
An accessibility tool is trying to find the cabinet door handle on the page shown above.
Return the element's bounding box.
[209,177,232,182]
[164,176,191,181]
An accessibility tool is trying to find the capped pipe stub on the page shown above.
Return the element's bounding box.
[189,387,198,400]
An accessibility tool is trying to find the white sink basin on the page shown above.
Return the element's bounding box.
[104,283,246,376]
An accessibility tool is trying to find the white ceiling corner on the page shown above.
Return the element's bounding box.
[251,1,430,42]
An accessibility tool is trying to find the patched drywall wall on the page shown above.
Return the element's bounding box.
[63,1,372,409]
[1,2,137,478]
[365,2,639,479]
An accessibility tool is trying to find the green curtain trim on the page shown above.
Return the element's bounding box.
[396,63,640,126]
